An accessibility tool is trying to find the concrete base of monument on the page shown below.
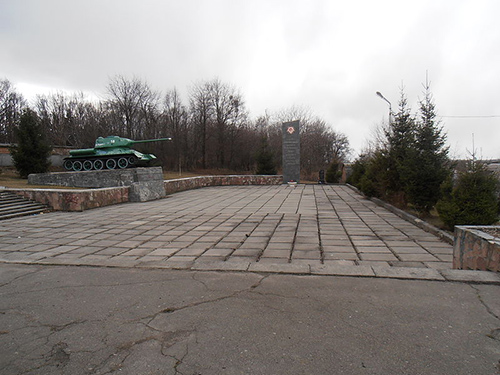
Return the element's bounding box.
[453,226,500,272]
[28,167,165,202]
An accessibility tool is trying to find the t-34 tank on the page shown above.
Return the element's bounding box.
[63,136,172,171]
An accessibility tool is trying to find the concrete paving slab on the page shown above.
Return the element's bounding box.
[0,184,495,283]
[248,262,311,274]
[440,269,500,284]
[192,260,250,272]
[311,264,375,277]
[372,266,446,281]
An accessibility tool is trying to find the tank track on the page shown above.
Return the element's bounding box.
[63,155,138,171]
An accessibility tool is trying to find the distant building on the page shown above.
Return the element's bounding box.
[486,160,500,177]
[0,143,71,168]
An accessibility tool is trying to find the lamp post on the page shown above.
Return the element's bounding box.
[376,91,392,124]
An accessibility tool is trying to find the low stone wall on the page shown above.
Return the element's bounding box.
[28,167,165,202]
[6,174,281,212]
[164,175,283,195]
[454,226,500,272]
[7,187,129,212]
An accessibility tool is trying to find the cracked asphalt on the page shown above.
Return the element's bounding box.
[0,264,499,375]
[1,184,499,374]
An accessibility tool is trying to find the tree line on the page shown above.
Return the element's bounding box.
[348,80,498,228]
[0,76,350,180]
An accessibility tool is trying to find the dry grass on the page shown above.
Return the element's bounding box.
[405,206,449,232]
[1,167,256,188]
[162,169,253,180]
[0,167,82,189]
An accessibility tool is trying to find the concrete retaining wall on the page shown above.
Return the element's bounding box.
[28,167,165,202]
[164,175,283,194]
[454,226,500,272]
[8,174,282,212]
[7,187,129,212]
[28,167,162,188]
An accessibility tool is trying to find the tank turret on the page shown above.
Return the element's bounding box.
[63,136,172,171]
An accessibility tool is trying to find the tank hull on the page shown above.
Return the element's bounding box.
[63,136,169,172]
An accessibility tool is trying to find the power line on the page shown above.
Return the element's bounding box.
[440,115,500,118]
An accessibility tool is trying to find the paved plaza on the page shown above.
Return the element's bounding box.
[0,185,462,279]
[1,185,500,374]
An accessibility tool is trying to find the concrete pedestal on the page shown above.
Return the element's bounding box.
[28,167,165,202]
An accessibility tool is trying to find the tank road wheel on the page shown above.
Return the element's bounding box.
[83,160,93,171]
[128,156,137,166]
[72,160,83,171]
[93,159,104,170]
[105,158,116,170]
[63,160,73,171]
[117,157,128,169]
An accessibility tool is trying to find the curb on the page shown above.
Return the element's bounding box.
[2,259,499,285]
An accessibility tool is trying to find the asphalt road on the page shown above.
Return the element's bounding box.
[1,263,499,375]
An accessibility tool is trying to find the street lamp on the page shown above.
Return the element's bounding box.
[376,91,392,124]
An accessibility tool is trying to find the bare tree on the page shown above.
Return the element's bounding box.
[35,92,107,147]
[207,79,246,168]
[162,88,188,169]
[106,75,160,139]
[189,81,213,169]
[0,79,26,143]
[1,76,353,175]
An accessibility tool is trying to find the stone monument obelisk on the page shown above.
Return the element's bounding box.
[282,120,300,183]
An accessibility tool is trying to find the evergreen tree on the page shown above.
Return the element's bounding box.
[325,159,342,183]
[436,160,499,230]
[383,88,416,206]
[359,150,391,198]
[404,79,451,214]
[9,109,52,178]
[255,136,277,175]
[347,154,368,186]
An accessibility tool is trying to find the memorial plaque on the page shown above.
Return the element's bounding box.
[282,120,300,183]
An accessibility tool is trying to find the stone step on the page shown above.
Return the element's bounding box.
[0,195,25,203]
[0,191,50,220]
[0,202,47,213]
[0,208,48,220]
[0,199,39,208]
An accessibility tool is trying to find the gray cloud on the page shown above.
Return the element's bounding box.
[1,0,499,159]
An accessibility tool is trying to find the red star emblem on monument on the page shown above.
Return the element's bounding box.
[287,126,295,135]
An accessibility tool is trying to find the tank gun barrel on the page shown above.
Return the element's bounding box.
[130,137,172,145]
[94,136,172,149]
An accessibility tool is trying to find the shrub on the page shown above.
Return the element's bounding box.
[325,160,342,183]
[436,161,499,230]
[347,157,367,186]
[9,109,52,178]
[255,136,277,175]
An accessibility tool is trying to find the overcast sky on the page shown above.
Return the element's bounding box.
[1,0,499,159]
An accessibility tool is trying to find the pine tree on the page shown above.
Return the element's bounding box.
[437,160,499,229]
[383,88,416,205]
[325,159,342,183]
[404,79,451,214]
[255,136,277,175]
[9,109,52,178]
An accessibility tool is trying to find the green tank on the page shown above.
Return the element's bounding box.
[62,136,172,171]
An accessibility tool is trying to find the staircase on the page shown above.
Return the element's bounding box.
[0,191,50,220]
